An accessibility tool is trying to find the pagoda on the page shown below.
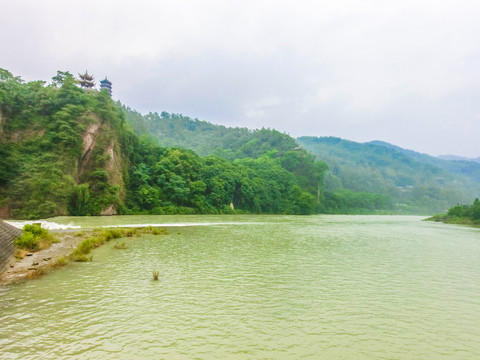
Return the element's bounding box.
[78,71,95,89]
[100,77,113,96]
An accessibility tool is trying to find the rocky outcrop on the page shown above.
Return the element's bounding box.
[79,121,100,178]
[100,204,117,216]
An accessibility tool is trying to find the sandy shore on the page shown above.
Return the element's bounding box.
[0,230,88,286]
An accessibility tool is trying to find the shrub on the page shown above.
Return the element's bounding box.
[15,232,38,250]
[14,224,57,250]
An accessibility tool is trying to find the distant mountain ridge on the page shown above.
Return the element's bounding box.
[437,154,480,163]
[297,136,480,214]
[120,105,480,214]
[0,68,329,219]
[368,140,480,183]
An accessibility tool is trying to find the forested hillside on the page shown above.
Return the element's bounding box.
[122,107,396,213]
[123,106,480,214]
[2,68,476,218]
[298,136,480,214]
[121,106,298,160]
[370,141,480,183]
[0,69,326,219]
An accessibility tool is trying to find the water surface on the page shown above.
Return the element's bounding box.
[1,215,479,359]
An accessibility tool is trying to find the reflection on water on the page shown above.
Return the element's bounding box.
[1,215,480,359]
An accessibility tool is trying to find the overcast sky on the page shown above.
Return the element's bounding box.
[1,0,479,157]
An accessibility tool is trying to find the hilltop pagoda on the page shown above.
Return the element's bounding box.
[100,77,112,96]
[78,71,95,89]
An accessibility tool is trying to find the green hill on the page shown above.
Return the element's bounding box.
[120,106,299,160]
[297,136,480,214]
[0,69,326,219]
[369,140,480,183]
[119,108,401,214]
[121,106,480,214]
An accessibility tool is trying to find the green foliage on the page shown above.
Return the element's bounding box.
[14,232,37,250]
[121,108,298,160]
[14,224,56,251]
[428,198,480,224]
[120,107,329,214]
[69,184,90,215]
[298,136,480,214]
[324,189,392,214]
[114,242,127,249]
[1,68,338,216]
[0,68,132,218]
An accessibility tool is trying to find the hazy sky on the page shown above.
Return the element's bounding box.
[1,0,479,157]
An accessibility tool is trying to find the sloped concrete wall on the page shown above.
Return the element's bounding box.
[0,220,22,275]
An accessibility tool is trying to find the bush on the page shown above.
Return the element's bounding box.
[14,224,57,251]
[15,232,38,250]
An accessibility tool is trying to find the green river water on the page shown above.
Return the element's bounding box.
[1,215,480,359]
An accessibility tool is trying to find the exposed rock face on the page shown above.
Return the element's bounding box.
[79,121,100,178]
[100,205,117,216]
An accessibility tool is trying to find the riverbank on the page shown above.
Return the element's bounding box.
[426,214,480,227]
[0,226,168,286]
[0,229,90,286]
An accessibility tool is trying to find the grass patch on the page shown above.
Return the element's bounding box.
[54,256,68,267]
[114,242,127,249]
[69,227,169,262]
[70,236,104,262]
[142,226,169,235]
[14,248,28,259]
[14,224,58,251]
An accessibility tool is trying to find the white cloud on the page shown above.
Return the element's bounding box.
[1,0,479,156]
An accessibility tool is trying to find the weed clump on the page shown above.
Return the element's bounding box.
[69,226,168,262]
[152,270,159,280]
[114,242,127,249]
[54,256,68,267]
[70,236,104,262]
[14,224,58,251]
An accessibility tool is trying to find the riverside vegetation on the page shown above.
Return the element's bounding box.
[0,68,328,219]
[1,67,479,218]
[7,223,169,282]
[428,198,480,225]
[121,105,480,215]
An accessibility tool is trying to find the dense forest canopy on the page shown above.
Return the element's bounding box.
[120,107,403,214]
[121,106,480,215]
[120,106,299,160]
[1,68,477,219]
[0,68,328,219]
[297,136,480,214]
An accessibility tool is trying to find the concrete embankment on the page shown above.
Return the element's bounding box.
[0,220,22,276]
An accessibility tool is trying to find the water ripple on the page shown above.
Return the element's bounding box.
[1,215,480,359]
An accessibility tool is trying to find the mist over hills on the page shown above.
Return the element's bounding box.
[298,137,480,213]
[437,155,480,163]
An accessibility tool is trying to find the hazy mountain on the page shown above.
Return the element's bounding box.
[298,136,480,214]
[437,155,480,163]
